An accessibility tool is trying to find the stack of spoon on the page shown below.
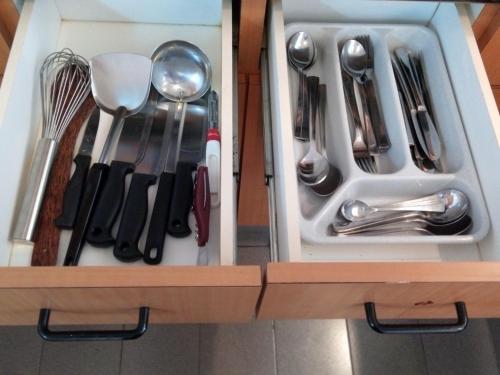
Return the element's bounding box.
[330,189,472,236]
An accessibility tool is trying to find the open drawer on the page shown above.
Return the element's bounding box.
[259,0,500,322]
[0,0,261,327]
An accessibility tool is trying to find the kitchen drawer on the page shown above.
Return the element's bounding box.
[259,0,500,321]
[0,0,262,326]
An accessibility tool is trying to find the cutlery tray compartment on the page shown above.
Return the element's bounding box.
[0,0,235,267]
[267,0,499,263]
[285,22,489,246]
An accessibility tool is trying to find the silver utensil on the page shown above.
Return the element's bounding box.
[334,214,472,236]
[340,193,447,222]
[64,52,152,266]
[151,40,211,238]
[394,48,441,161]
[333,189,469,234]
[341,38,390,153]
[297,77,341,196]
[55,106,100,229]
[13,49,91,243]
[341,70,377,173]
[287,31,316,141]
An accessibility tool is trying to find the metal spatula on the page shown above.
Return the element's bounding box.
[63,52,152,266]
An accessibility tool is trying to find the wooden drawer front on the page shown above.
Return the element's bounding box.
[258,263,500,319]
[0,266,261,325]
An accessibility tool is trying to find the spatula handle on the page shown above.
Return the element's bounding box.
[143,172,175,264]
[167,161,194,238]
[86,160,134,247]
[114,173,156,262]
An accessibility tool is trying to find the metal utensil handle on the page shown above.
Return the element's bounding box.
[307,76,319,147]
[365,302,467,334]
[38,307,149,341]
[13,138,58,242]
[363,79,390,152]
[373,202,444,214]
[374,194,445,210]
[333,212,423,234]
[318,84,327,154]
[357,82,377,154]
[294,70,308,140]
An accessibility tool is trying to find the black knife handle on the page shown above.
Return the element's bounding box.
[86,160,135,247]
[143,172,175,265]
[55,154,92,229]
[113,173,157,262]
[167,161,194,238]
[64,163,109,266]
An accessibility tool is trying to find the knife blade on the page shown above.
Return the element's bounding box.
[167,104,208,238]
[55,106,100,229]
[114,101,166,262]
[86,95,155,247]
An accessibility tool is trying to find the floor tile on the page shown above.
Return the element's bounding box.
[422,319,498,375]
[0,326,43,375]
[347,319,427,375]
[275,320,353,375]
[120,324,199,375]
[200,321,276,375]
[237,226,270,247]
[488,319,500,370]
[39,325,122,375]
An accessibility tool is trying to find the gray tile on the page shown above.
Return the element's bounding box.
[422,319,498,375]
[275,320,353,375]
[237,226,270,247]
[347,319,427,375]
[488,319,500,370]
[39,325,122,375]
[0,326,43,375]
[200,321,276,375]
[237,246,270,270]
[121,324,199,375]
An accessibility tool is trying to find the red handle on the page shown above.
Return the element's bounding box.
[194,166,210,246]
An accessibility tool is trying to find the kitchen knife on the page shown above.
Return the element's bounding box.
[113,104,166,262]
[86,99,155,247]
[167,105,208,238]
[55,106,100,229]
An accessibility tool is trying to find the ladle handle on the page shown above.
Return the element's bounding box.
[167,161,194,238]
[86,160,134,247]
[114,173,157,262]
[143,172,175,264]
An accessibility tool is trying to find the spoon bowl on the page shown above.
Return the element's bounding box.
[340,39,368,83]
[287,31,316,71]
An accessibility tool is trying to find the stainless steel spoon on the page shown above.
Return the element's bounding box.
[340,191,450,222]
[287,31,316,140]
[297,77,341,196]
[333,189,469,233]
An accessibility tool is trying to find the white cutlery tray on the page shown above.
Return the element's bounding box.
[285,22,490,245]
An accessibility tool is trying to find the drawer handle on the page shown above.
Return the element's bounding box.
[364,302,467,334]
[37,307,149,342]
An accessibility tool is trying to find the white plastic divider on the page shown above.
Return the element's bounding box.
[283,22,489,247]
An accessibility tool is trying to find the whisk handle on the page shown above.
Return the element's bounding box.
[86,160,134,247]
[64,163,108,266]
[13,138,58,243]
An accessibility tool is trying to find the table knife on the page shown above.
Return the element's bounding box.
[55,106,100,229]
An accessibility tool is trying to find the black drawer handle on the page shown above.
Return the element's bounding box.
[37,307,149,342]
[365,302,467,334]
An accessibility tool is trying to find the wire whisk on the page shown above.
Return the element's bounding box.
[13,49,91,242]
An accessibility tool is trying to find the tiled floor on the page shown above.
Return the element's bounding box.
[1,227,500,375]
